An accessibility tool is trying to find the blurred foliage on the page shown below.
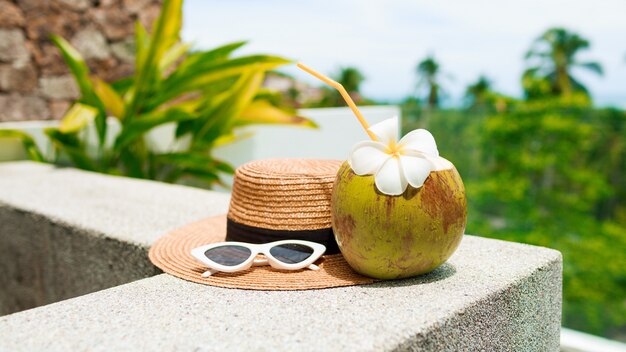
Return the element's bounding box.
[403,93,626,339]
[307,66,377,108]
[1,0,315,187]
[415,55,452,109]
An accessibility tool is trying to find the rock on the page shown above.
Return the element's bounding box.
[138,2,160,31]
[54,0,91,11]
[110,38,135,63]
[49,99,71,120]
[98,0,120,7]
[89,7,134,40]
[70,28,110,60]
[0,94,50,121]
[87,57,132,81]
[0,62,37,93]
[30,42,68,75]
[15,0,50,15]
[0,0,25,28]
[39,75,80,100]
[122,0,151,14]
[0,29,30,63]
[23,7,82,41]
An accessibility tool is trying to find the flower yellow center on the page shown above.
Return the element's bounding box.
[386,141,404,158]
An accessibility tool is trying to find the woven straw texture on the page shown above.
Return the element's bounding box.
[228,159,343,231]
[148,214,378,290]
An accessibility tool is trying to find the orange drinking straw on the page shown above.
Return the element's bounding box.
[297,63,377,141]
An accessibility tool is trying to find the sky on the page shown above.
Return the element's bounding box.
[182,0,626,107]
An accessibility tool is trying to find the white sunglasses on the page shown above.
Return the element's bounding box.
[191,240,326,277]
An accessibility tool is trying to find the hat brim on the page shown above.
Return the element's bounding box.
[149,214,378,290]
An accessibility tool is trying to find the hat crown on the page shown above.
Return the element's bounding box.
[227,159,342,231]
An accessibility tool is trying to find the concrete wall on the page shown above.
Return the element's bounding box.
[0,0,161,122]
[0,206,161,315]
[0,161,563,351]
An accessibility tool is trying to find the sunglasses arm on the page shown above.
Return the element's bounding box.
[201,268,219,278]
[308,263,320,270]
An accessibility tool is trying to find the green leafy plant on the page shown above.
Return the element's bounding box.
[6,0,315,187]
[404,97,626,340]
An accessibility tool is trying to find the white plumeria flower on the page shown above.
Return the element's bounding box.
[348,116,449,196]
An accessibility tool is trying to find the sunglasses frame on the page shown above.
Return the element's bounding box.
[191,240,326,274]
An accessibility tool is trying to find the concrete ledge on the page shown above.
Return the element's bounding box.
[0,161,230,314]
[0,162,562,351]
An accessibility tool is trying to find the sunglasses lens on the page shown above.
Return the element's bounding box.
[204,245,252,266]
[269,244,314,264]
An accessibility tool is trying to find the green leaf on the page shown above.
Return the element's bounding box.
[119,147,146,178]
[50,35,107,144]
[44,128,97,170]
[0,129,44,162]
[254,88,283,101]
[59,103,99,133]
[212,131,255,147]
[134,21,150,79]
[50,35,92,99]
[577,61,604,76]
[147,0,182,59]
[128,0,183,117]
[178,168,222,185]
[154,152,234,174]
[175,91,230,138]
[175,41,247,73]
[159,42,191,74]
[157,55,290,106]
[237,100,318,128]
[111,77,134,95]
[92,77,125,119]
[114,107,196,150]
[193,69,265,146]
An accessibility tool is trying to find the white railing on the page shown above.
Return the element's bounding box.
[561,328,626,352]
[0,106,400,167]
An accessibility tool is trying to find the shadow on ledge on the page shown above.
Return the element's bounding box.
[361,263,457,288]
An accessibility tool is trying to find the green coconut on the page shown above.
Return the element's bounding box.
[331,160,467,279]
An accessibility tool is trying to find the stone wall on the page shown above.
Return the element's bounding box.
[0,0,161,122]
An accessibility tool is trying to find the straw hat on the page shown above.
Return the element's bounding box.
[149,159,378,290]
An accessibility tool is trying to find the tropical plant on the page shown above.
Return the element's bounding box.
[404,98,626,340]
[465,75,492,108]
[524,27,603,98]
[415,55,448,109]
[317,66,367,107]
[3,0,315,187]
[464,76,514,112]
[336,66,365,94]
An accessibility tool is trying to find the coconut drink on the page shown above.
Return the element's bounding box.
[332,117,466,279]
[298,63,467,279]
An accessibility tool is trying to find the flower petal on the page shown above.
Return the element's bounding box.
[367,116,399,145]
[374,157,407,196]
[348,141,389,175]
[399,153,434,188]
[398,129,439,157]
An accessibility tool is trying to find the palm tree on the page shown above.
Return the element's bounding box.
[524,27,603,98]
[465,75,492,108]
[337,67,365,95]
[416,55,445,108]
[318,66,366,107]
